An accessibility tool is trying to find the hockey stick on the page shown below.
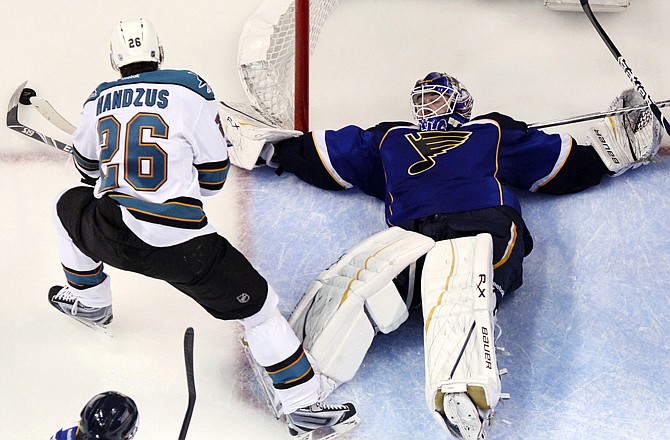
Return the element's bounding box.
[218,100,276,128]
[580,0,670,137]
[178,327,196,440]
[529,98,670,129]
[6,81,73,153]
[20,87,77,135]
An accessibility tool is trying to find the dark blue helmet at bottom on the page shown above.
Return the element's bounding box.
[79,391,139,440]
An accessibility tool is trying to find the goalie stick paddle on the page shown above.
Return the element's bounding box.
[529,98,670,129]
[25,91,77,135]
[580,0,670,137]
[178,327,196,440]
[6,81,73,154]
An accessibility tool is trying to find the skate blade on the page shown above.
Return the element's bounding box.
[69,315,114,337]
[240,336,283,418]
[315,414,362,440]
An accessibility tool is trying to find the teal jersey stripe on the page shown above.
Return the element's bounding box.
[108,194,207,228]
[197,159,229,189]
[62,265,106,289]
[73,146,99,172]
[267,351,314,389]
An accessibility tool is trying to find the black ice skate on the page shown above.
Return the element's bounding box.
[48,285,113,330]
[286,401,360,440]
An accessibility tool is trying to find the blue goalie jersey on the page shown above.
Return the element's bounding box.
[309,113,572,225]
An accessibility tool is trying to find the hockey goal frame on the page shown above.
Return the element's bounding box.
[240,0,628,132]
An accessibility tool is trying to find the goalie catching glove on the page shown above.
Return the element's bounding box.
[587,88,663,176]
[217,101,302,170]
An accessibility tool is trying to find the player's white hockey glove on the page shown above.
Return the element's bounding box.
[218,101,302,170]
[587,88,663,176]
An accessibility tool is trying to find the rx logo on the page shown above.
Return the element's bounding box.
[476,274,486,298]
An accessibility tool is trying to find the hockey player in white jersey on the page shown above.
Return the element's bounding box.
[48,18,359,439]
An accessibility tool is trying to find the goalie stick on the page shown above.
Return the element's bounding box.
[529,99,670,129]
[6,81,73,153]
[580,0,670,137]
[178,327,196,440]
[8,82,666,152]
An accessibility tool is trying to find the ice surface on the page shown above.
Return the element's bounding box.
[1,1,669,439]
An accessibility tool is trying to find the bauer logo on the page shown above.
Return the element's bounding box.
[482,327,493,369]
[593,128,620,164]
[237,293,250,304]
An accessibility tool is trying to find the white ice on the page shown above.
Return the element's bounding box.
[1,1,669,439]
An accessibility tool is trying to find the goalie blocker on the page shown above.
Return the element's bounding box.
[217,101,302,170]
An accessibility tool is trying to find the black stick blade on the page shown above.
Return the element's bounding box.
[178,327,196,440]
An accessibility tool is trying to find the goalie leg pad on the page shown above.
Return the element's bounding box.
[422,234,503,439]
[289,227,435,387]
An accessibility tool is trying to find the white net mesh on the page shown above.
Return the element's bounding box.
[238,0,341,128]
[609,89,662,163]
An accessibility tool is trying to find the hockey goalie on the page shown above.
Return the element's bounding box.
[227,71,663,438]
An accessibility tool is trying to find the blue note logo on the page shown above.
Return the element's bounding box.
[404,130,471,174]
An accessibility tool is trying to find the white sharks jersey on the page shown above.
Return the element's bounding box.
[72,69,229,247]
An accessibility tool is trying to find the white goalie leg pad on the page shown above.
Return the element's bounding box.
[289,227,435,387]
[587,89,662,176]
[422,234,503,439]
[217,101,302,170]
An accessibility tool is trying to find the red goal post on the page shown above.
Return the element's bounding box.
[238,0,340,132]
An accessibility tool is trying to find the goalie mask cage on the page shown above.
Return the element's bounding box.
[238,0,340,131]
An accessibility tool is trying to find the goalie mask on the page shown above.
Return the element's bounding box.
[79,391,139,440]
[110,18,164,71]
[411,72,474,131]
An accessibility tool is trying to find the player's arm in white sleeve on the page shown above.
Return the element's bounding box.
[71,103,101,186]
[190,97,230,197]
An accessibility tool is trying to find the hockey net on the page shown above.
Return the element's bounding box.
[238,0,340,130]
[238,0,629,131]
